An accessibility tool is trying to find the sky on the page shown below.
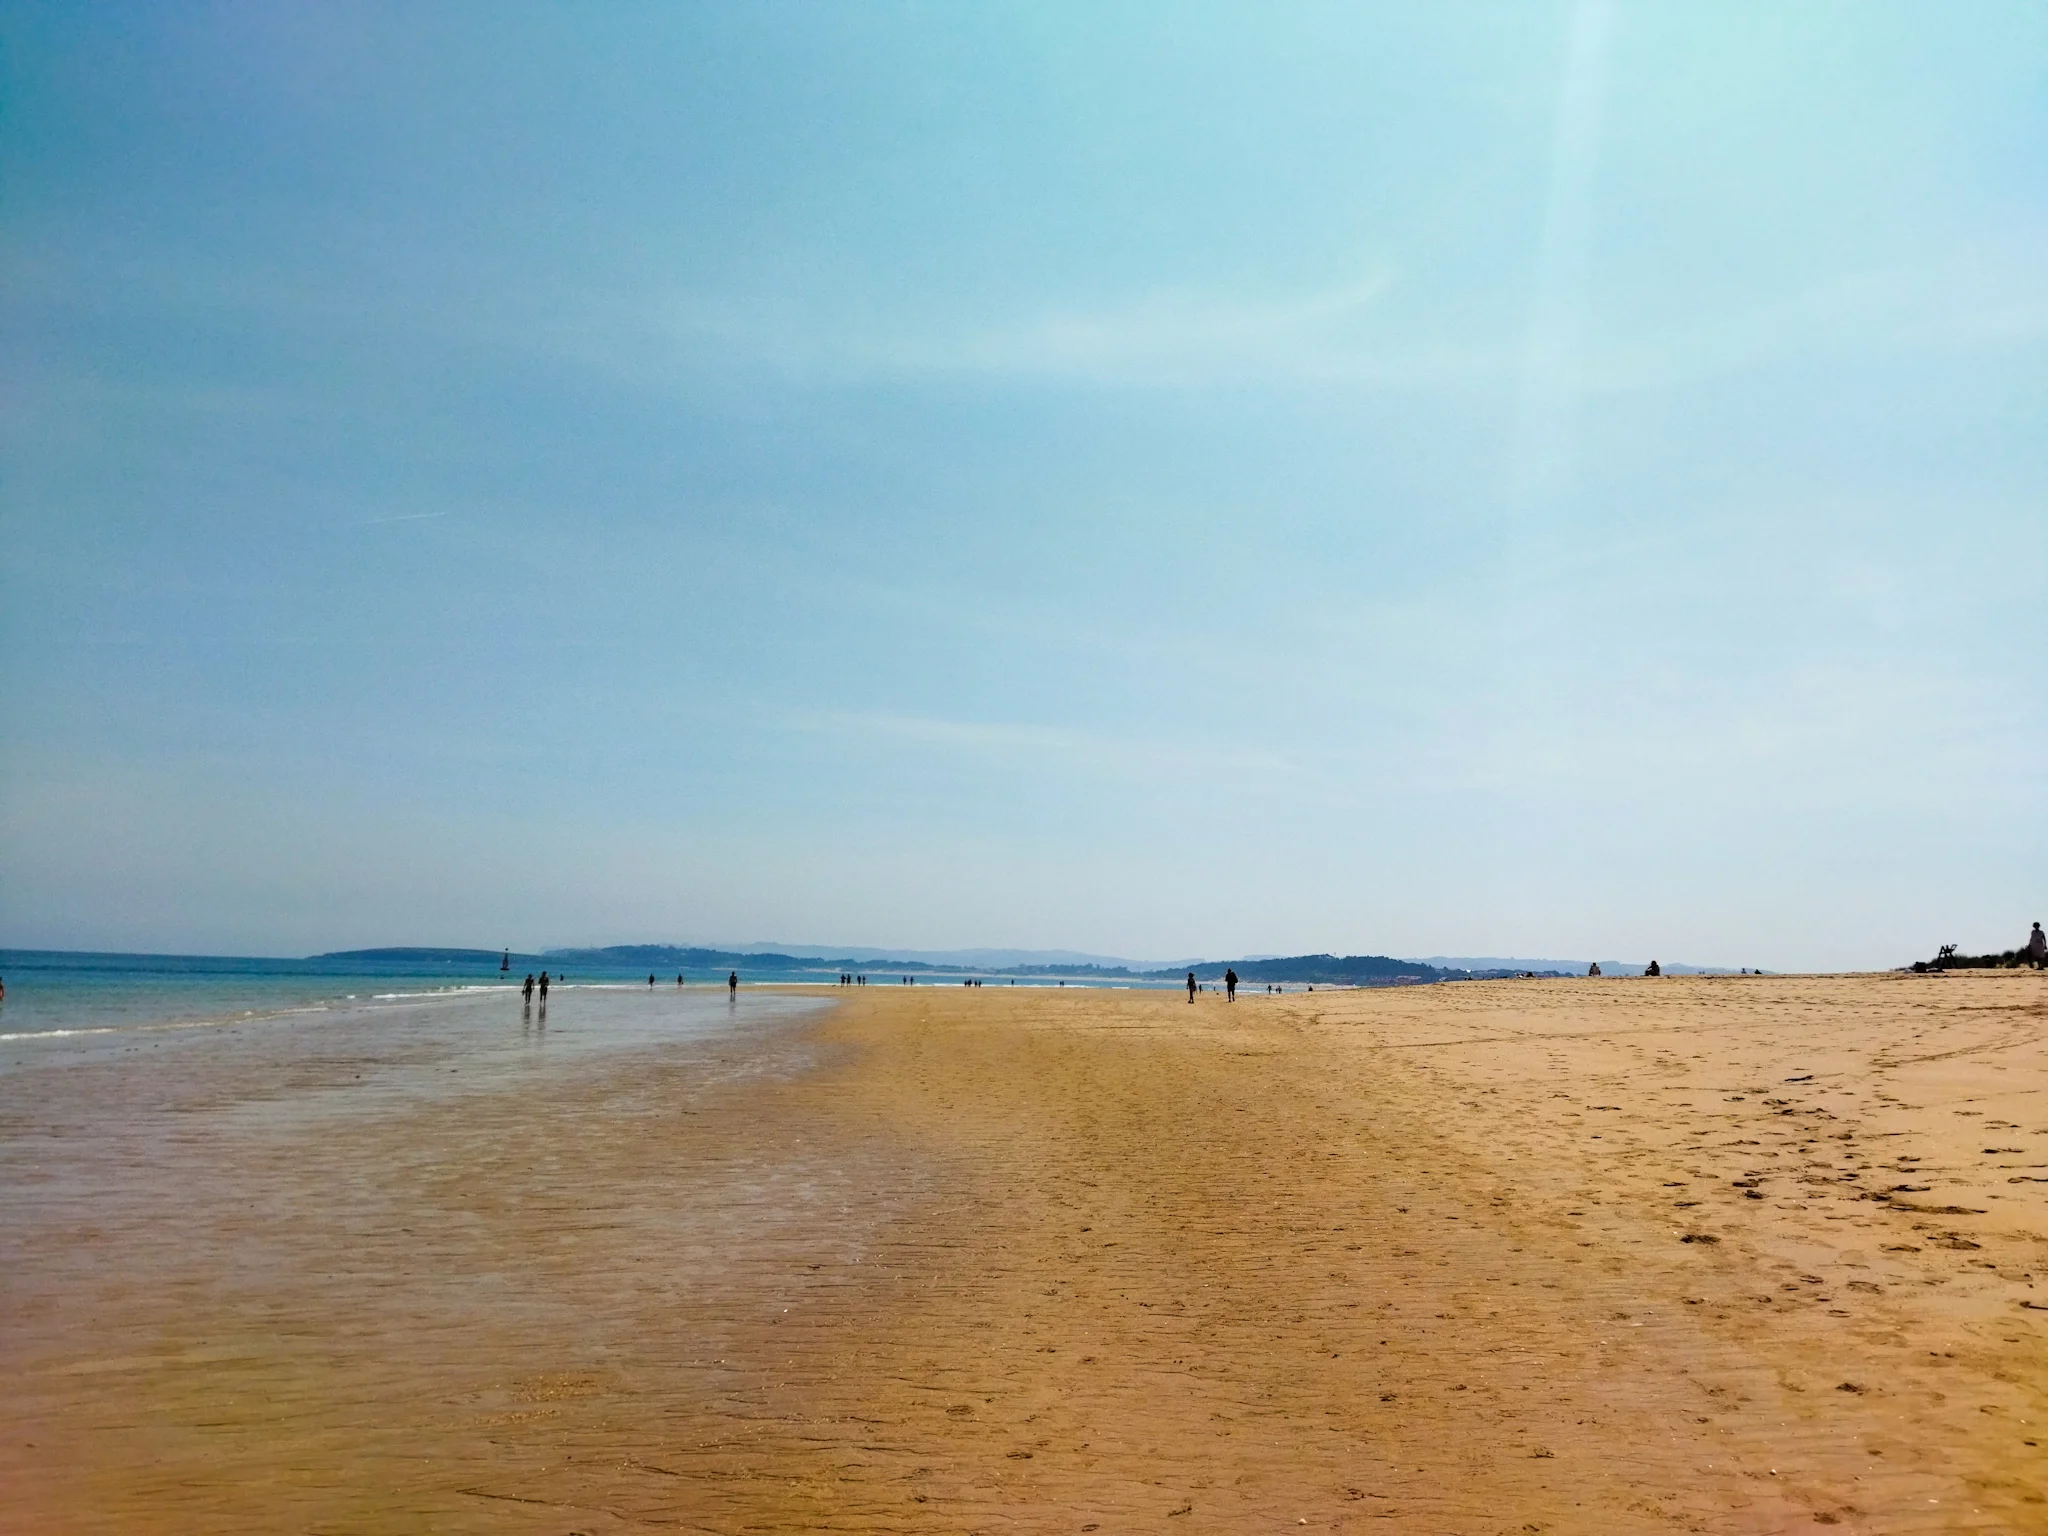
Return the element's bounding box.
[3,2,2043,970]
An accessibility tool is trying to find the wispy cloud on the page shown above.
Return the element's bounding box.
[655,269,1513,390]
[1582,252,2048,395]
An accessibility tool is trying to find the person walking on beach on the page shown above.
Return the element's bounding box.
[1224,967,1238,1002]
[1187,970,1197,1003]
[648,973,656,988]
[522,973,535,1004]
[728,971,738,995]
[539,971,550,1001]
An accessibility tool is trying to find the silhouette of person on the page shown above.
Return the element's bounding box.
[539,971,550,1000]
[1224,968,1238,1002]
[728,971,738,995]
[1186,971,1196,1003]
[648,973,656,988]
[2029,922,2046,967]
[522,973,535,1003]
[677,973,684,987]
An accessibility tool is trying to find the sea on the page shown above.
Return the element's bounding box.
[0,947,1185,1052]
[0,948,839,1078]
[0,948,1180,1077]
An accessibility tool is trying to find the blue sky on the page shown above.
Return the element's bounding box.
[3,2,2043,969]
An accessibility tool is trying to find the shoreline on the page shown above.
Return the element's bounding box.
[5,974,2044,1531]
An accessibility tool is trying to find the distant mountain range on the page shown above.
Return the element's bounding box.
[696,942,1199,970]
[313,944,1748,986]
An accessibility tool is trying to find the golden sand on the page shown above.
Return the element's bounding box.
[6,974,2047,1532]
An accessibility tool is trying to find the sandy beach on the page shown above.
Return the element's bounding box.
[6,974,2046,1533]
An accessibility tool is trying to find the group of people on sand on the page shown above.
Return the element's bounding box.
[1186,967,1242,1002]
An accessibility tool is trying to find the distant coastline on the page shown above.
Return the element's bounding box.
[309,945,1752,987]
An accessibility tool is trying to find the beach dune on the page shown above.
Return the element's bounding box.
[5,974,2046,1532]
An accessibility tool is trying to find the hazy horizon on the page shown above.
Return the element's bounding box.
[0,939,1752,978]
[4,3,2042,972]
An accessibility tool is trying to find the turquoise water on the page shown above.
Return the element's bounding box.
[0,949,537,1041]
[0,950,837,1075]
[0,950,1181,1050]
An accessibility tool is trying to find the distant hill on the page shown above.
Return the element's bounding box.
[313,947,521,965]
[543,944,924,974]
[310,943,1744,984]
[713,942,1194,970]
[1412,956,1752,977]
[1144,954,1449,986]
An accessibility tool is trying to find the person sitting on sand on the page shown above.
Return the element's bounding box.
[2029,922,2046,967]
[1588,962,1602,977]
[1224,967,1238,1001]
[1645,960,1661,978]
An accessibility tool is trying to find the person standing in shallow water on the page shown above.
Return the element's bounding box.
[1224,967,1238,1002]
[538,971,550,1001]
[728,971,738,995]
[522,973,535,1004]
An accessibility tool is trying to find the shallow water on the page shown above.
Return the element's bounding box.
[0,950,1175,1060]
[0,949,829,1082]
[0,974,860,1534]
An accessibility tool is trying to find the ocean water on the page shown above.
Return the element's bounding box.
[0,949,828,1074]
[0,950,1185,1053]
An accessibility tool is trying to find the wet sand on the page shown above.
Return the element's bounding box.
[5,974,2046,1533]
